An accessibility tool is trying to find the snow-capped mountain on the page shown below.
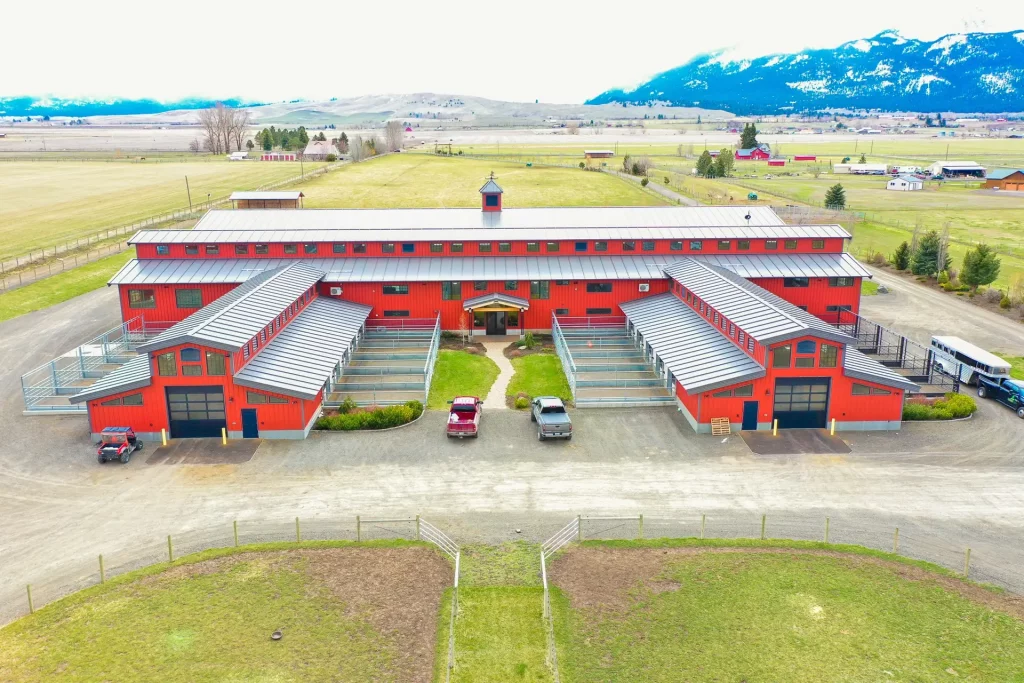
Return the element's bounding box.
[587,30,1024,114]
[0,96,258,118]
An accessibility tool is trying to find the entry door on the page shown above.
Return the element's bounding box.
[166,386,227,438]
[773,378,829,429]
[485,312,506,335]
[241,408,259,439]
[741,401,759,430]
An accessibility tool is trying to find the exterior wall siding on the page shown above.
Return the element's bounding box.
[751,277,862,319]
[119,283,238,324]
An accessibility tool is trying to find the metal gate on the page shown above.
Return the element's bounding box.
[166,386,227,438]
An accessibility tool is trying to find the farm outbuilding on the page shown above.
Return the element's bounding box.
[982,169,1024,190]
[230,191,304,209]
[886,176,923,192]
[768,159,785,167]
[794,155,817,162]
[260,152,297,161]
[584,150,614,159]
[928,161,985,178]
[302,140,340,160]
[735,144,771,161]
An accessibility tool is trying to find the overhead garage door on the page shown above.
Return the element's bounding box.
[167,386,227,438]
[773,378,829,429]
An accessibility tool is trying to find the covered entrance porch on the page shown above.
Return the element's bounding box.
[463,292,529,338]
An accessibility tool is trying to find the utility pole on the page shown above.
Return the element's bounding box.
[185,176,193,212]
[946,144,950,161]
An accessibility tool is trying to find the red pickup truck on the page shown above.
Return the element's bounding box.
[446,396,483,438]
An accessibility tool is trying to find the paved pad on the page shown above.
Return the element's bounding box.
[740,429,852,455]
[146,438,261,465]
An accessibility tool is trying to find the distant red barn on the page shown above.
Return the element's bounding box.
[768,159,786,167]
[794,155,817,162]
[735,144,771,161]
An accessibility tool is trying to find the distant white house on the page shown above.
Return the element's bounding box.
[302,140,340,160]
[887,175,923,191]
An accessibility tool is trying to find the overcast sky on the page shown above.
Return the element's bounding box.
[4,0,1023,104]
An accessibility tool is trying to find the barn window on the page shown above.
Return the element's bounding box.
[185,245,199,255]
[852,383,870,396]
[622,241,636,251]
[122,393,144,406]
[586,308,612,315]
[812,240,825,250]
[180,348,202,362]
[353,243,367,254]
[784,277,809,288]
[430,243,443,253]
[765,240,778,250]
[555,280,570,286]
[441,282,462,300]
[545,241,560,252]
[474,281,488,291]
[642,241,656,252]
[747,337,755,353]
[402,243,415,254]
[235,245,249,255]
[382,242,395,254]
[586,283,612,293]
[504,281,518,291]
[575,242,588,253]
[206,351,226,376]
[243,346,250,360]
[820,344,838,369]
[283,244,298,254]
[796,340,817,354]
[176,289,202,309]
[689,240,703,251]
[737,240,750,250]
[485,194,499,207]
[128,289,156,309]
[498,242,512,253]
[182,365,203,376]
[156,245,170,255]
[829,277,855,287]
[772,345,792,368]
[738,331,745,345]
[473,312,486,327]
[670,241,683,251]
[206,245,220,255]
[594,241,608,252]
[246,392,268,404]
[555,308,569,316]
[255,244,269,255]
[784,240,798,250]
[269,395,289,404]
[478,242,492,253]
[712,388,734,398]
[450,242,463,253]
[304,243,318,254]
[795,357,815,368]
[383,310,410,317]
[157,352,177,376]
[530,281,550,299]
[718,240,731,250]
[260,330,267,344]
[526,242,540,252]
[872,387,892,395]
[332,243,347,254]
[383,285,409,295]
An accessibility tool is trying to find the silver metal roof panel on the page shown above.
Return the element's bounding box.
[230,191,304,201]
[462,292,530,310]
[234,297,372,400]
[69,354,152,404]
[843,347,919,392]
[620,293,765,393]
[137,263,325,354]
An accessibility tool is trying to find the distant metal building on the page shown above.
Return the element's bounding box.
[928,161,986,178]
[982,168,1024,191]
[230,191,304,209]
[886,176,923,191]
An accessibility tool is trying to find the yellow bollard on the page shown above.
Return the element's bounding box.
[830,418,836,436]
[221,427,227,446]
[772,419,778,436]
[161,428,167,446]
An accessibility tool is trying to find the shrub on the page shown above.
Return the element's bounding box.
[317,403,419,430]
[579,162,585,169]
[937,270,950,285]
[523,331,536,349]
[869,251,887,267]
[984,288,1004,304]
[939,392,977,418]
[514,397,530,409]
[903,392,976,420]
[1000,296,1012,309]
[664,176,670,184]
[339,397,358,414]
[640,177,649,187]
[325,153,337,162]
[404,400,424,420]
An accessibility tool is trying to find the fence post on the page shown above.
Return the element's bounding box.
[577,514,582,542]
[167,535,174,562]
[295,517,301,542]
[356,515,361,542]
[760,514,767,540]
[700,514,706,540]
[99,554,105,583]
[964,548,971,578]
[416,514,421,541]
[26,585,34,614]
[893,527,899,554]
[233,520,239,547]
[824,517,830,543]
[638,514,644,540]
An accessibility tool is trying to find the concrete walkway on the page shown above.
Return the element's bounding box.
[483,341,515,409]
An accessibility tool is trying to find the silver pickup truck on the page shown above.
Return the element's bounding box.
[530,396,573,441]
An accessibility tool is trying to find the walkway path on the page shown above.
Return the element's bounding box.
[483,341,515,409]
[604,169,700,206]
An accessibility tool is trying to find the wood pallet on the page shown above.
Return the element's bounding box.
[710,417,731,436]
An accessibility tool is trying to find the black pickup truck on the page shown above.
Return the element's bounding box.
[977,376,1024,419]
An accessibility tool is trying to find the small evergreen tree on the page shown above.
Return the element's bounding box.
[261,130,272,151]
[297,126,309,145]
[246,139,254,151]
[739,123,759,149]
[960,243,1001,290]
[858,153,866,164]
[911,230,951,276]
[890,241,911,270]
[716,148,734,176]
[696,151,714,177]
[824,184,846,210]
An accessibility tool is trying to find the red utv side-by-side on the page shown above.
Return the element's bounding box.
[96,426,144,464]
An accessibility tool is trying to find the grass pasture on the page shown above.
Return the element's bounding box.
[507,353,573,404]
[0,542,451,683]
[0,159,323,262]
[549,542,1024,683]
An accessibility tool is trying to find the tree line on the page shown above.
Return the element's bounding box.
[888,234,1001,291]
[194,104,251,154]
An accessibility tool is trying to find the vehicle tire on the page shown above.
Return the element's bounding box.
[137,441,143,450]
[566,434,572,441]
[1017,407,1024,419]
[537,430,544,441]
[977,386,987,398]
[530,413,536,423]
[120,453,130,464]
[446,433,452,439]
[97,455,105,464]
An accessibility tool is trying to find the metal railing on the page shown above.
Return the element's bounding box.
[20,317,174,412]
[424,315,442,403]
[551,316,577,399]
[554,315,628,330]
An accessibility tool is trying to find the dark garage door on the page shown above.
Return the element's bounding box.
[773,378,829,429]
[167,386,227,438]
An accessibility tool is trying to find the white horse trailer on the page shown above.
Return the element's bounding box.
[930,336,1012,385]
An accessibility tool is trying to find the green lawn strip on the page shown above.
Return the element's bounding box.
[506,354,572,404]
[427,350,499,409]
[552,541,1024,682]
[0,540,437,683]
[994,353,1024,379]
[0,250,133,323]
[459,542,543,587]
[861,279,880,296]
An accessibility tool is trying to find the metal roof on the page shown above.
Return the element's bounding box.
[619,293,765,393]
[69,354,152,404]
[230,191,304,201]
[986,168,1024,180]
[843,347,919,392]
[663,259,855,345]
[931,336,1011,369]
[462,292,530,310]
[109,253,869,286]
[189,206,788,232]
[479,179,503,194]
[234,297,372,400]
[137,263,325,354]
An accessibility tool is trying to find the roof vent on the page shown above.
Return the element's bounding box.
[479,172,503,213]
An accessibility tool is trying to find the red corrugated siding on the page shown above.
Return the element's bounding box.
[751,277,861,319]
[119,283,238,324]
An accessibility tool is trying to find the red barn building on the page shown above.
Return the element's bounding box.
[89,177,910,436]
[735,144,771,161]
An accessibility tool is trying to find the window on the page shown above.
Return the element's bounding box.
[185,245,199,255]
[713,311,720,326]
[180,347,201,362]
[383,310,409,317]
[738,331,746,346]
[872,387,892,395]
[784,239,798,250]
[826,305,853,313]
[430,243,443,253]
[595,241,608,252]
[527,242,540,252]
[269,395,288,404]
[795,357,815,368]
[260,329,266,344]
[772,344,792,368]
[718,240,731,250]
[812,239,825,250]
[765,240,778,250]
[234,244,248,255]
[575,241,588,253]
[712,388,733,398]
[304,243,317,254]
[670,240,683,251]
[402,243,415,254]
[530,280,550,299]
[204,245,219,256]
[474,281,488,291]
[176,288,202,309]
[102,393,144,407]
[738,240,750,251]
[506,311,519,327]
[383,284,409,295]
[504,281,518,291]
[796,340,817,354]
[586,282,613,293]
[784,277,809,288]
[156,245,170,255]
[382,242,395,254]
[441,281,462,300]
[712,385,753,398]
[546,241,560,252]
[689,240,703,251]
[255,244,269,255]
[476,242,491,253]
[555,280,569,286]
[728,323,735,337]
[353,243,367,254]
[157,352,177,376]
[498,242,512,253]
[332,243,347,254]
[642,241,655,252]
[852,383,870,396]
[182,365,203,376]
[586,308,612,315]
[829,277,855,287]
[820,344,838,368]
[247,391,268,404]
[243,346,250,360]
[798,306,808,311]
[485,194,499,207]
[555,308,569,316]
[128,289,155,309]
[473,311,485,327]
[622,240,636,252]
[450,242,463,253]
[284,244,298,255]
[206,351,226,376]
[747,337,755,353]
